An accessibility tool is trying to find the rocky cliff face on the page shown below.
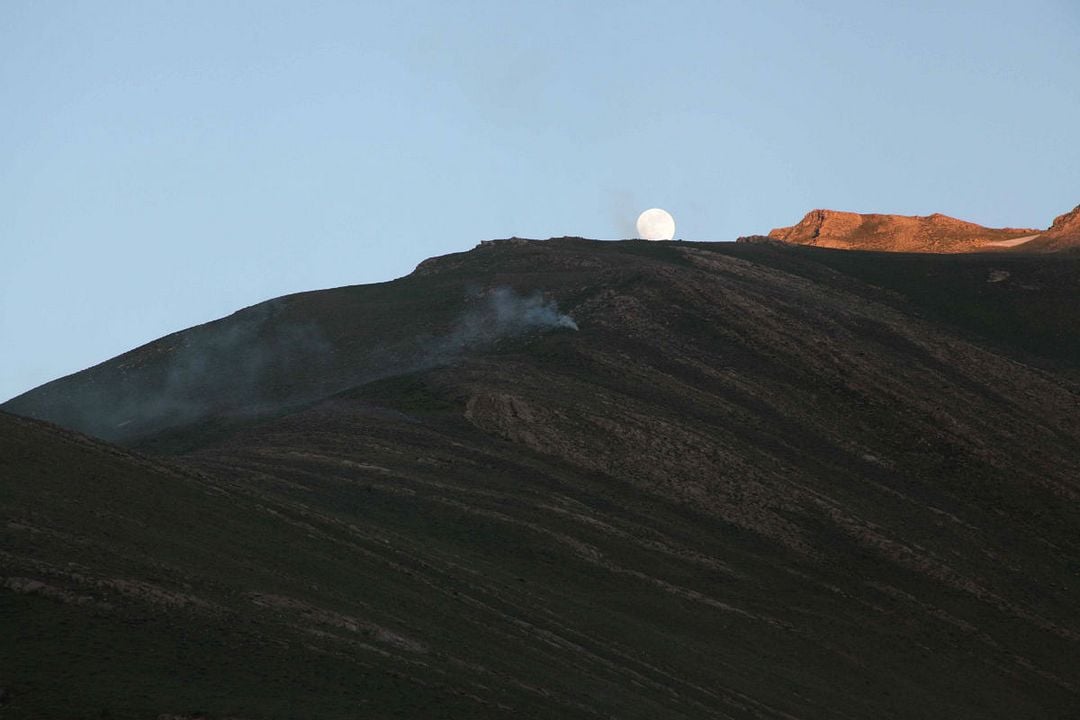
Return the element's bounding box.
[768,209,1041,252]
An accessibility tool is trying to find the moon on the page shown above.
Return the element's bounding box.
[636,208,676,241]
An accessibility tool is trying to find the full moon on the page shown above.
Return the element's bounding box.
[636,208,676,241]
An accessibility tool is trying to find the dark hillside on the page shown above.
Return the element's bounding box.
[718,241,1080,377]
[3,238,1080,718]
[0,413,531,718]
[7,239,1080,446]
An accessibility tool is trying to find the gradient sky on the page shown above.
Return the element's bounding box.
[3,0,1078,401]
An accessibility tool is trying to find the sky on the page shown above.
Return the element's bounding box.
[2,0,1079,402]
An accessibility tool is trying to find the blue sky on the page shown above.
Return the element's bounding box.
[2,0,1078,401]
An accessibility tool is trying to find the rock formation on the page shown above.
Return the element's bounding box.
[768,209,1041,252]
[1025,204,1080,251]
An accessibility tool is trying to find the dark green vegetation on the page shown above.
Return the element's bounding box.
[3,238,1080,718]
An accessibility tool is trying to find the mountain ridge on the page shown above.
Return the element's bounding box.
[766,204,1080,252]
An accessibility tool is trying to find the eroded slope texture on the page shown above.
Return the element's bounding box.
[3,239,1080,719]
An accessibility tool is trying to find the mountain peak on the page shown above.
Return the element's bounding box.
[1046,203,1080,238]
[1019,204,1080,252]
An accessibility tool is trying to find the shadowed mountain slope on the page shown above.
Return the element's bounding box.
[3,238,1080,718]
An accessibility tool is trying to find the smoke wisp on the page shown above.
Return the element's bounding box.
[4,299,332,444]
[5,287,576,445]
[426,287,577,361]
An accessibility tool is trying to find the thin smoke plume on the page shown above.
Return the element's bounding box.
[8,287,576,444]
[419,286,577,364]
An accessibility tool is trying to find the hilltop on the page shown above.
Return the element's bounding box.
[765,204,1080,252]
[3,238,1080,718]
[1025,204,1080,251]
